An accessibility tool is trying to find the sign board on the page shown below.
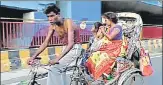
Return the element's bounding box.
[80,21,86,29]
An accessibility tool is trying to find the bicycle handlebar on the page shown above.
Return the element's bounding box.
[34,57,41,60]
[34,57,60,65]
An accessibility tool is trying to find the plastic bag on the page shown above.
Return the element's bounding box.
[139,48,153,76]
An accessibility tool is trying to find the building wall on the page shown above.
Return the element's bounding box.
[71,1,101,21]
[142,26,163,39]
[34,12,47,19]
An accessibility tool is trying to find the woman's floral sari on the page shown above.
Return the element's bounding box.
[85,36,127,80]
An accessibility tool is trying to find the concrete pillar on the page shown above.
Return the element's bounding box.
[58,1,72,18]
[58,1,101,21]
[71,1,101,21]
[58,1,101,29]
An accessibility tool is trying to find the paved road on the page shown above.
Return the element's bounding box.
[144,55,162,85]
[1,53,162,85]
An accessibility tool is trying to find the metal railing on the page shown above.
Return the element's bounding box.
[0,21,93,49]
[1,18,161,49]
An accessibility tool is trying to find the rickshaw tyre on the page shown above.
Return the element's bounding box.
[122,73,144,85]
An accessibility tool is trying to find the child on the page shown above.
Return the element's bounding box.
[81,22,104,67]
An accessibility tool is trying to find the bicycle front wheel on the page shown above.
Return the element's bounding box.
[122,73,144,85]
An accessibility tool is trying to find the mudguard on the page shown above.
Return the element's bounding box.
[117,68,142,85]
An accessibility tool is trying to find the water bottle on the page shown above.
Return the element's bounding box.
[103,73,114,80]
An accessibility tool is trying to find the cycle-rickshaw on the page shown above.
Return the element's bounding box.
[19,12,146,85]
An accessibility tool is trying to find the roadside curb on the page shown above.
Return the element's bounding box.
[0,44,88,72]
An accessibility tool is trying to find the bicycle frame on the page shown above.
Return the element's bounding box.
[21,58,50,85]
